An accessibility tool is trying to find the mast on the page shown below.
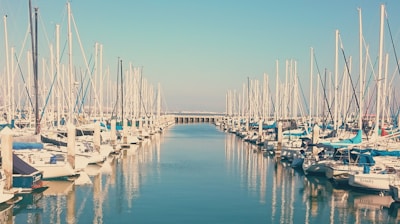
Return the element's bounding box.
[157,82,161,119]
[309,47,313,128]
[34,7,39,133]
[94,43,98,119]
[99,44,103,120]
[29,0,40,134]
[3,15,11,125]
[334,29,339,133]
[275,60,279,121]
[374,4,385,138]
[67,2,74,124]
[56,24,61,126]
[358,8,363,131]
[120,59,124,123]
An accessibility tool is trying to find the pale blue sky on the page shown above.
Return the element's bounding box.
[1,1,400,113]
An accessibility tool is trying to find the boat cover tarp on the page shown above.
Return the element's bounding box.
[283,130,307,137]
[318,129,362,149]
[349,152,375,166]
[13,142,43,150]
[370,150,400,157]
[13,153,38,175]
[41,135,67,147]
[263,122,276,130]
[106,124,123,131]
[249,122,277,130]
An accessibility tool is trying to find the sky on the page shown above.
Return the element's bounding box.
[1,0,400,114]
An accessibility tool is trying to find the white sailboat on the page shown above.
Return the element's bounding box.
[13,147,76,179]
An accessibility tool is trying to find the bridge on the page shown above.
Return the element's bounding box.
[169,112,225,124]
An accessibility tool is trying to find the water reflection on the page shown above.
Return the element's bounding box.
[11,132,164,224]
[9,125,400,223]
[223,132,400,224]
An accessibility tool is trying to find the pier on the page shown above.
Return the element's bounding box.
[171,113,224,124]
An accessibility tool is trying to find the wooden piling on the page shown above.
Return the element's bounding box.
[1,127,13,190]
[94,121,101,152]
[312,124,320,155]
[67,122,76,169]
[110,119,116,146]
[123,119,128,144]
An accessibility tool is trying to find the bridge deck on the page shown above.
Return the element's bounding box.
[173,114,224,123]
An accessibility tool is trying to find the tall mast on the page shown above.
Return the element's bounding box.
[34,7,39,133]
[120,59,124,123]
[94,42,98,119]
[67,2,74,124]
[309,47,313,127]
[29,0,40,134]
[99,44,103,120]
[358,8,363,130]
[157,83,161,119]
[56,24,61,126]
[374,4,384,138]
[275,60,279,120]
[3,15,11,125]
[334,29,339,133]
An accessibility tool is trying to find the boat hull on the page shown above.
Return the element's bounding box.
[389,184,400,202]
[348,173,398,192]
[13,171,44,192]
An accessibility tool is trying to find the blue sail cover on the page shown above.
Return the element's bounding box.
[263,122,276,130]
[370,150,400,157]
[13,153,38,175]
[283,130,308,137]
[319,129,362,149]
[248,122,276,130]
[13,142,43,150]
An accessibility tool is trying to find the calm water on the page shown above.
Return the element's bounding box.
[6,123,400,223]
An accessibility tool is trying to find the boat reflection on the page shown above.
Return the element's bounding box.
[223,131,400,224]
[13,190,45,215]
[388,202,400,222]
[42,180,74,196]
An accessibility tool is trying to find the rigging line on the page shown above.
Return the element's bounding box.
[268,84,275,117]
[39,63,58,122]
[386,12,400,78]
[14,53,34,109]
[313,52,335,125]
[38,9,53,53]
[363,59,378,116]
[362,55,379,117]
[138,67,150,118]
[71,12,102,112]
[387,88,395,122]
[339,34,360,112]
[76,55,94,114]
[297,74,309,116]
[73,67,82,117]
[160,85,169,114]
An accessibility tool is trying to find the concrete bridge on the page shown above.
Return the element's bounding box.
[171,113,224,124]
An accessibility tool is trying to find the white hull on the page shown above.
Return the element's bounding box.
[348,173,399,191]
[14,150,76,179]
[302,157,334,175]
[325,164,364,179]
[29,162,76,179]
